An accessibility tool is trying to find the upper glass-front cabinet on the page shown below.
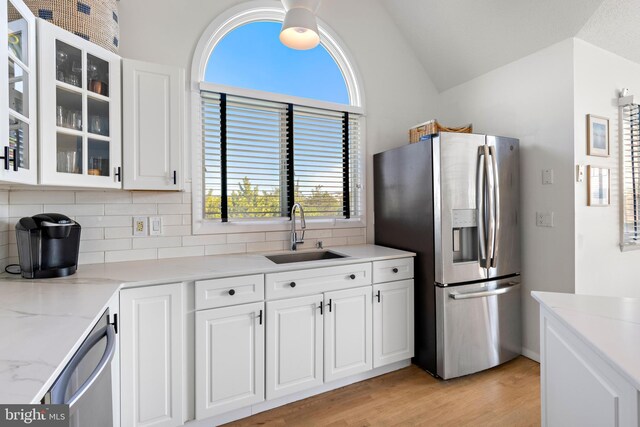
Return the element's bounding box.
[38,19,121,188]
[0,0,38,184]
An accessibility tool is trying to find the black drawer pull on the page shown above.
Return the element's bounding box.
[376,290,381,303]
[228,289,235,296]
[258,309,263,325]
[349,274,356,280]
[392,268,399,273]
[290,282,296,288]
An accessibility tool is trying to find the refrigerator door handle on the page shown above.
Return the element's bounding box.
[448,281,519,300]
[484,145,495,270]
[476,147,487,263]
[489,146,500,268]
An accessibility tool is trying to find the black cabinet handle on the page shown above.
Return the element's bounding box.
[258,309,263,325]
[318,302,323,315]
[115,166,122,182]
[392,268,399,273]
[327,299,332,313]
[173,170,177,185]
[289,282,296,288]
[228,289,235,296]
[376,290,381,303]
[349,274,356,280]
[1,146,9,171]
[10,148,17,171]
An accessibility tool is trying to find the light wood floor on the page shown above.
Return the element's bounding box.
[225,356,540,427]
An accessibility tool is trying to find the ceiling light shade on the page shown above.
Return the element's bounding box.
[280,0,321,50]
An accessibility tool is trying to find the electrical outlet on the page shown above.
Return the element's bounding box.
[133,216,148,236]
[542,169,554,185]
[536,212,554,228]
[149,216,162,236]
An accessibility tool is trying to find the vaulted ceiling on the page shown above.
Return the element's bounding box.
[378,0,637,92]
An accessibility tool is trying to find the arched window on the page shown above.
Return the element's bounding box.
[191,3,365,234]
[205,21,349,105]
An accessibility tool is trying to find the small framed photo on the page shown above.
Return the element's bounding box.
[587,166,610,206]
[587,114,609,157]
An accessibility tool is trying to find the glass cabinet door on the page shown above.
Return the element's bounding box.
[38,19,121,188]
[3,0,37,184]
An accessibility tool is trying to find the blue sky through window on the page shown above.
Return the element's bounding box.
[205,21,349,105]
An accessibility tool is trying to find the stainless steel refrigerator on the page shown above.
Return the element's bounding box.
[374,132,521,379]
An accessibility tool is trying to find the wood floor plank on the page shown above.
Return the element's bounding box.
[224,357,540,427]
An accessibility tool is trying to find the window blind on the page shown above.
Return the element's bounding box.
[621,103,640,247]
[201,90,362,222]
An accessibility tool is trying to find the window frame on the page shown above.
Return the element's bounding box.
[190,1,366,235]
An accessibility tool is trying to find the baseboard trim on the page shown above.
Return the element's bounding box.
[183,359,412,427]
[522,346,540,363]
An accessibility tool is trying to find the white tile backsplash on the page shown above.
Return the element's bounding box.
[2,189,366,266]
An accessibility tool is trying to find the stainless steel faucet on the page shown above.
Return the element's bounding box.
[290,203,306,251]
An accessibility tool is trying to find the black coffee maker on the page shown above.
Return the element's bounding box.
[16,213,81,279]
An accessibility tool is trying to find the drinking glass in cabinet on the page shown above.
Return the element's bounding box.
[87,98,109,136]
[8,58,28,116]
[87,54,109,97]
[55,40,82,88]
[8,116,29,169]
[7,0,28,65]
[56,88,82,131]
[56,134,82,174]
[88,139,109,176]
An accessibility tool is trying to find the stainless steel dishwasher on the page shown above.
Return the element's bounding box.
[43,309,117,427]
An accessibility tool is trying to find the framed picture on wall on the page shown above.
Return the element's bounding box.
[587,114,610,157]
[587,166,610,206]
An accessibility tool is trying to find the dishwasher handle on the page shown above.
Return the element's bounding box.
[50,324,116,411]
[449,282,519,300]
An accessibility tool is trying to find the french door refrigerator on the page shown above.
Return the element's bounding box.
[374,132,521,379]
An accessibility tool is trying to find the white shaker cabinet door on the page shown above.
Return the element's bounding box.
[373,280,414,368]
[195,302,264,419]
[324,286,372,383]
[266,294,324,400]
[1,0,38,184]
[120,283,183,427]
[122,59,183,190]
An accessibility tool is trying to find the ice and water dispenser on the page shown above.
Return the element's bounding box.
[451,209,478,263]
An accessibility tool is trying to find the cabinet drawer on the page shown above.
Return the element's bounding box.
[372,258,414,283]
[265,263,372,300]
[195,274,265,310]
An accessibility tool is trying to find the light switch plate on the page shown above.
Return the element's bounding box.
[149,216,162,236]
[133,216,148,236]
[536,212,554,227]
[542,169,554,185]
[576,165,585,183]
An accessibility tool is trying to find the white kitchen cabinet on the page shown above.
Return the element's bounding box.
[324,286,372,382]
[195,302,264,419]
[37,19,122,188]
[266,294,323,400]
[540,306,639,427]
[0,0,38,184]
[372,280,414,368]
[120,283,183,427]
[122,59,183,190]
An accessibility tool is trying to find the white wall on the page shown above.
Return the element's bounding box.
[437,39,577,359]
[574,39,640,297]
[117,0,441,245]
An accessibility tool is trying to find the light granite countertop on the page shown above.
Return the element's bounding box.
[0,245,414,404]
[533,291,640,391]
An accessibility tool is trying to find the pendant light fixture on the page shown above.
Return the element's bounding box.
[280,0,321,50]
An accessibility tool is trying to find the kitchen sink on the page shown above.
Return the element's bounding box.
[265,250,348,264]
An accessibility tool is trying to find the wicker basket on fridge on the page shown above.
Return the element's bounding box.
[11,0,120,53]
[409,120,473,143]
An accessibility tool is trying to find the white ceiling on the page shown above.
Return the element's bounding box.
[379,0,606,91]
[578,0,640,65]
